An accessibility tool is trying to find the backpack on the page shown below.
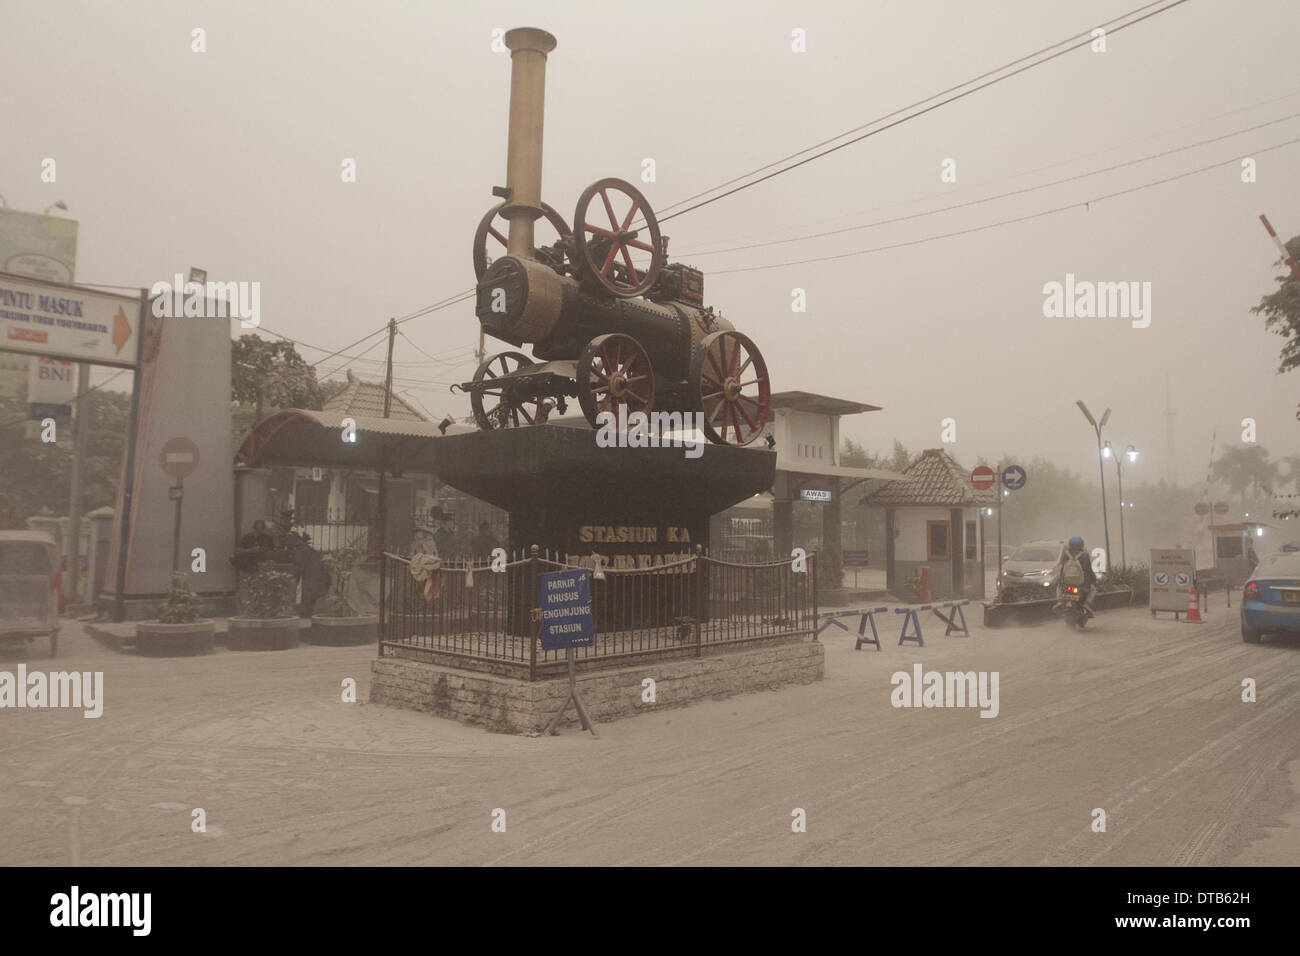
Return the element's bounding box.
[1061,554,1085,587]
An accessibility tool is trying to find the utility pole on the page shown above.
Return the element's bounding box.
[377,318,396,643]
[64,361,90,605]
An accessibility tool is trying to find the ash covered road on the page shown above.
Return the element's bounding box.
[2,604,1297,866]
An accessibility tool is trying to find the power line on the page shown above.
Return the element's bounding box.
[709,135,1300,275]
[317,335,387,380]
[681,86,1300,254]
[654,0,1193,226]
[685,110,1300,257]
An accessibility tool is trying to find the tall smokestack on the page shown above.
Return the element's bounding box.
[501,27,557,260]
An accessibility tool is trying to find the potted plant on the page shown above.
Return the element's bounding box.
[229,565,299,650]
[135,574,215,656]
[308,548,377,646]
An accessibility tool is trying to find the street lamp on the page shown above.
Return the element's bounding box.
[1104,441,1138,569]
[1076,400,1113,573]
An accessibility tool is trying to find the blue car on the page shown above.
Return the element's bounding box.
[1241,552,1300,643]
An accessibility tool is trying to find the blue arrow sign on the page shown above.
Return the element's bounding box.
[1001,464,1027,491]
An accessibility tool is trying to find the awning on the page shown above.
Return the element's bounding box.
[236,409,476,473]
[777,461,904,482]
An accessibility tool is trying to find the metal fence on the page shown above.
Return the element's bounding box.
[379,547,817,680]
[262,507,510,560]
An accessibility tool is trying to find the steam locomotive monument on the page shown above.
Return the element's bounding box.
[433,27,776,571]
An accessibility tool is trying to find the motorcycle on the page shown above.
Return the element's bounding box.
[1054,584,1090,630]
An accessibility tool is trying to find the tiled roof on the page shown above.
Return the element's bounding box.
[863,448,996,506]
[323,370,425,421]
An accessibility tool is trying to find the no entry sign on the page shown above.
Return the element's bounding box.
[160,436,200,479]
[971,465,995,490]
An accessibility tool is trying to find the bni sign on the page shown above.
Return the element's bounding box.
[537,568,595,651]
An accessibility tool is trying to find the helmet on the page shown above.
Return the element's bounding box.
[1068,536,1085,552]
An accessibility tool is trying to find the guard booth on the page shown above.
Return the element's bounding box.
[1209,521,1274,586]
[863,448,994,600]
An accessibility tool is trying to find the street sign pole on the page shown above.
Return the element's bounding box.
[546,646,596,736]
[64,360,90,604]
[171,477,184,574]
[112,289,148,622]
[997,478,1003,583]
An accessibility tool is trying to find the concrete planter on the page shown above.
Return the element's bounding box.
[135,620,215,656]
[227,616,299,651]
[308,614,378,646]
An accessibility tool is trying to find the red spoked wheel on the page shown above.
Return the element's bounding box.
[572,178,664,298]
[469,352,548,429]
[472,201,571,281]
[691,331,771,446]
[576,333,655,427]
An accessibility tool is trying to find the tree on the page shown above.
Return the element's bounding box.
[1211,444,1278,510]
[231,335,323,422]
[840,437,883,469]
[0,385,130,527]
[1281,455,1300,493]
[1250,233,1300,418]
[889,439,911,473]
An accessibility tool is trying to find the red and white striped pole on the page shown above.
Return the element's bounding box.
[1259,214,1300,279]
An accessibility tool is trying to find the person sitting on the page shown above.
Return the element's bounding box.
[231,519,275,574]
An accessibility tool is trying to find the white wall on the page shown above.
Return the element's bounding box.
[774,408,837,470]
[895,507,983,561]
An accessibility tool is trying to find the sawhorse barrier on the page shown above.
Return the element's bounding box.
[815,607,890,650]
[933,599,970,637]
[821,600,972,650]
[894,605,930,646]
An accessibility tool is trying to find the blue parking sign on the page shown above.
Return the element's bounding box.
[537,568,595,650]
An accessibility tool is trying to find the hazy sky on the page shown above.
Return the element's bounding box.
[4,0,1298,486]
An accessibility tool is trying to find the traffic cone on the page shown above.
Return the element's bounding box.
[1184,587,1203,623]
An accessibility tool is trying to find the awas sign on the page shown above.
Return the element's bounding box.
[0,274,138,368]
[1150,548,1196,613]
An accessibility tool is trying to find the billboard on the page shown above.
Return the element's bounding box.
[0,273,139,367]
[0,208,77,283]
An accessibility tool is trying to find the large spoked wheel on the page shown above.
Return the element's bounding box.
[576,333,655,427]
[572,178,664,298]
[470,352,548,429]
[691,331,771,446]
[472,201,572,281]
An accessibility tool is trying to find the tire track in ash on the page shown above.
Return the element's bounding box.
[653,619,1283,865]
